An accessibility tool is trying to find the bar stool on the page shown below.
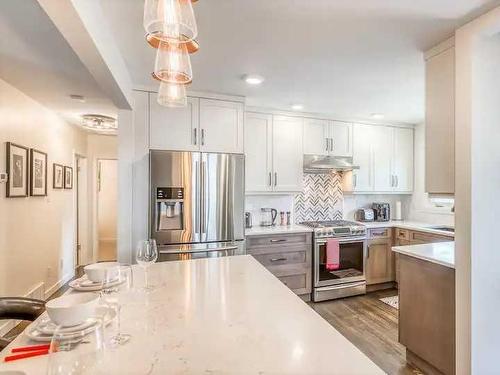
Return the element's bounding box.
[0,297,46,351]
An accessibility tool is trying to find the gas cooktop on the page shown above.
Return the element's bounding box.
[300,220,366,238]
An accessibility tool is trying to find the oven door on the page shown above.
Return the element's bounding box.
[314,237,367,287]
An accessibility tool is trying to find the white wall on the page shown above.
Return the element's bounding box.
[245,195,295,225]
[0,78,87,299]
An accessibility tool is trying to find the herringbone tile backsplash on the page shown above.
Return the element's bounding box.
[294,173,343,223]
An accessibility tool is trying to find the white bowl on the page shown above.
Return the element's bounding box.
[45,293,99,327]
[84,262,120,283]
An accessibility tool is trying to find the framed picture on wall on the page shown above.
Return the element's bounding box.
[6,142,29,198]
[53,163,64,189]
[30,149,48,196]
[64,166,73,189]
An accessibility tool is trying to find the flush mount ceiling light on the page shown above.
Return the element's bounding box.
[157,81,187,107]
[291,104,304,111]
[371,113,385,120]
[154,40,193,84]
[144,0,198,43]
[81,114,117,132]
[244,74,265,85]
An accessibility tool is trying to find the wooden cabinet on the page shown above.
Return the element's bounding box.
[425,38,455,195]
[150,96,199,151]
[244,113,273,192]
[348,124,414,193]
[245,114,303,193]
[199,99,244,153]
[246,233,312,298]
[150,96,243,153]
[303,119,352,157]
[366,228,394,285]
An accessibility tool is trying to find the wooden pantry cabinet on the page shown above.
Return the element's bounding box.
[244,113,303,193]
[150,96,244,153]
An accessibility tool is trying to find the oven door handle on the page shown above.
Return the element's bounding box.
[315,237,367,245]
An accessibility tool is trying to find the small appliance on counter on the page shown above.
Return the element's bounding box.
[355,208,375,222]
[372,203,390,222]
[245,212,253,229]
[260,208,277,226]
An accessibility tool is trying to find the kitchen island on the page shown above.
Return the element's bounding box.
[392,242,455,375]
[0,255,383,374]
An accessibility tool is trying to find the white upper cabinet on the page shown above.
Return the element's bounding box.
[372,126,394,192]
[392,127,414,192]
[199,99,244,153]
[303,118,329,156]
[330,121,353,157]
[150,96,199,151]
[352,124,374,192]
[244,113,273,193]
[272,116,304,192]
[302,119,353,157]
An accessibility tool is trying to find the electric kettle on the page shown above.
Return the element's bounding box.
[260,208,278,227]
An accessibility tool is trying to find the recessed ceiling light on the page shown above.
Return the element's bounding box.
[291,104,304,111]
[244,74,265,85]
[371,113,385,120]
[70,94,86,103]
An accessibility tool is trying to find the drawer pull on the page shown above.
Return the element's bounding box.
[270,239,287,243]
[270,257,287,262]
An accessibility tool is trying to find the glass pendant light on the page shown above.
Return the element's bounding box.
[144,0,198,43]
[157,81,187,107]
[154,40,192,84]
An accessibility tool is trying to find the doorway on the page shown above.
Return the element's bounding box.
[97,159,118,262]
[76,155,88,267]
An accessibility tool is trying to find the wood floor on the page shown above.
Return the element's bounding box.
[310,289,423,375]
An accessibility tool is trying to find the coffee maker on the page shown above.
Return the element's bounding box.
[372,203,390,222]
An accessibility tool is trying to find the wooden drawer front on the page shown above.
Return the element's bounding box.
[396,228,410,241]
[278,274,307,291]
[246,233,311,249]
[410,231,451,244]
[368,228,391,239]
[253,251,306,268]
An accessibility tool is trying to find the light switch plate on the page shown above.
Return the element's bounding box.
[0,172,8,183]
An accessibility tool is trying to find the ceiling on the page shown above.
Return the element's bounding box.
[0,0,117,131]
[101,0,500,124]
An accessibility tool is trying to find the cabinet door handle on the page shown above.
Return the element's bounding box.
[274,172,277,186]
[367,245,370,258]
[330,138,334,151]
[270,257,287,262]
[269,172,272,187]
[270,239,287,243]
[353,174,357,188]
[395,175,398,187]
[326,138,329,152]
[201,129,205,146]
[193,128,197,145]
[391,175,394,187]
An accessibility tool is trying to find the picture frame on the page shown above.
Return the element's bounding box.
[53,163,64,189]
[6,142,29,198]
[30,149,48,196]
[64,166,73,189]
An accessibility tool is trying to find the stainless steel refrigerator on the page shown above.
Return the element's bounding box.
[150,150,245,261]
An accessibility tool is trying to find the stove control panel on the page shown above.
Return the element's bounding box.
[315,226,367,238]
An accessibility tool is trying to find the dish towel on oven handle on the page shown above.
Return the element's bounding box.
[326,238,340,270]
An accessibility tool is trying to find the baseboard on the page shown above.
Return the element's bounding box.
[366,282,397,293]
[44,272,75,300]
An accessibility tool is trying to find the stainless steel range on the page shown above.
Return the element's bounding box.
[301,220,367,302]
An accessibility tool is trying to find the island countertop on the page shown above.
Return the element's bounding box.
[392,241,455,268]
[0,255,383,374]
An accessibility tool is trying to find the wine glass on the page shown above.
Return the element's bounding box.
[135,239,158,291]
[101,265,132,346]
[47,320,105,374]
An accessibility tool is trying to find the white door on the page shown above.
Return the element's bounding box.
[97,159,118,262]
[393,127,414,192]
[199,99,244,153]
[149,96,199,151]
[272,116,304,192]
[244,113,273,193]
[330,121,353,157]
[76,157,88,266]
[352,124,373,191]
[372,126,394,192]
[303,118,329,155]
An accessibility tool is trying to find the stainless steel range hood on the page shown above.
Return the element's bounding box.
[303,155,359,174]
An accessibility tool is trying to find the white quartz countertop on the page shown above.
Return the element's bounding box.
[392,241,455,268]
[361,220,455,238]
[0,256,382,374]
[245,224,313,236]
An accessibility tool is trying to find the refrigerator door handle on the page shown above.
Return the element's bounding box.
[195,160,200,238]
[201,158,207,239]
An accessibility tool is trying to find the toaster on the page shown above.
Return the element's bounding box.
[356,208,375,222]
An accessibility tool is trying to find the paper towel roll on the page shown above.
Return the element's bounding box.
[394,201,402,221]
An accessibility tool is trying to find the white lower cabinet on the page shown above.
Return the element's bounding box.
[347,124,414,193]
[245,114,303,193]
